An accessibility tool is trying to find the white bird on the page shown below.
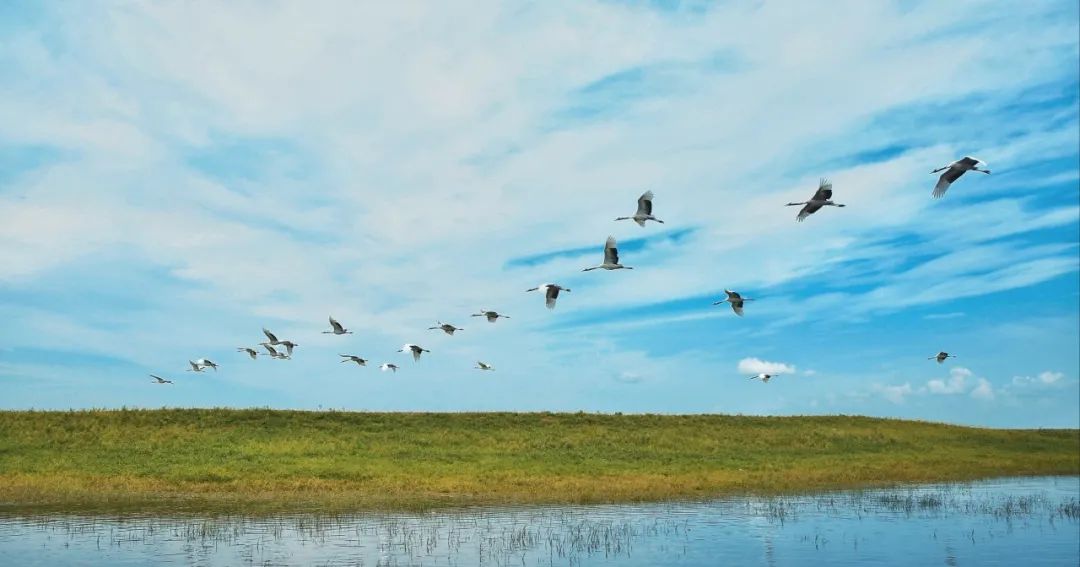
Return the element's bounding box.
[526,284,570,309]
[150,374,173,384]
[186,360,206,373]
[713,289,754,316]
[428,322,462,335]
[749,373,773,383]
[582,236,633,271]
[262,328,282,345]
[929,352,956,364]
[339,354,367,366]
[475,361,494,371]
[786,178,845,222]
[380,363,399,373]
[399,343,430,361]
[193,358,218,371]
[472,310,510,323]
[323,316,353,335]
[615,191,664,226]
[237,347,259,360]
[931,156,990,199]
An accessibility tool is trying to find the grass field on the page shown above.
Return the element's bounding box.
[0,409,1076,513]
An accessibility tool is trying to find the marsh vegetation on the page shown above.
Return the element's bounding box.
[0,409,1075,511]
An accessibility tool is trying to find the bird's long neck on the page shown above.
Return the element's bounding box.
[786,202,805,206]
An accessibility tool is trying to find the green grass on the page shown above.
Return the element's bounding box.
[0,409,1076,513]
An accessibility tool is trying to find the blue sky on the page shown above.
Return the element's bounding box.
[0,1,1077,427]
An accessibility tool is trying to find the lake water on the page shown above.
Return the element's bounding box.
[0,476,1076,566]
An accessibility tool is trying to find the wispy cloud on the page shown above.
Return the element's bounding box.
[0,1,1075,424]
[876,383,914,405]
[1012,371,1066,386]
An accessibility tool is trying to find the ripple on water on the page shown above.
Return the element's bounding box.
[0,476,1077,566]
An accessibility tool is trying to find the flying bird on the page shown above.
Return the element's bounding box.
[428,322,463,335]
[237,347,259,360]
[582,236,633,271]
[399,343,430,361]
[526,284,570,309]
[186,360,206,372]
[713,289,754,316]
[931,156,990,199]
[380,363,399,373]
[278,341,298,356]
[339,354,368,366]
[262,328,282,345]
[786,178,845,222]
[749,373,773,383]
[929,352,956,364]
[323,316,353,335]
[150,374,173,384]
[475,361,494,371]
[472,310,510,323]
[615,190,664,226]
[193,358,218,371]
[260,343,291,360]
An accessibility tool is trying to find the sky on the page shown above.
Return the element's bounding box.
[0,1,1077,428]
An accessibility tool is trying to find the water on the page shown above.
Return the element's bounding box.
[1,476,1076,566]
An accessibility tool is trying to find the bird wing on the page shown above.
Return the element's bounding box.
[726,290,741,300]
[812,179,833,201]
[958,156,979,167]
[636,191,654,216]
[545,286,560,309]
[329,317,344,332]
[933,169,964,198]
[262,344,279,355]
[263,328,278,343]
[731,300,744,316]
[797,203,820,222]
[486,312,498,322]
[604,236,619,265]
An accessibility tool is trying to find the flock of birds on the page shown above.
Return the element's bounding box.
[149,156,989,386]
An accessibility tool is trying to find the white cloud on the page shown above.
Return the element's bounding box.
[1012,371,1066,386]
[970,378,995,401]
[927,367,972,395]
[738,357,796,376]
[1038,371,1064,384]
[877,383,914,404]
[873,367,999,405]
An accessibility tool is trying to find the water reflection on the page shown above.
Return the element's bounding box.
[0,476,1076,566]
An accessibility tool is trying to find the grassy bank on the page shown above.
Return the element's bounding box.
[0,409,1076,513]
